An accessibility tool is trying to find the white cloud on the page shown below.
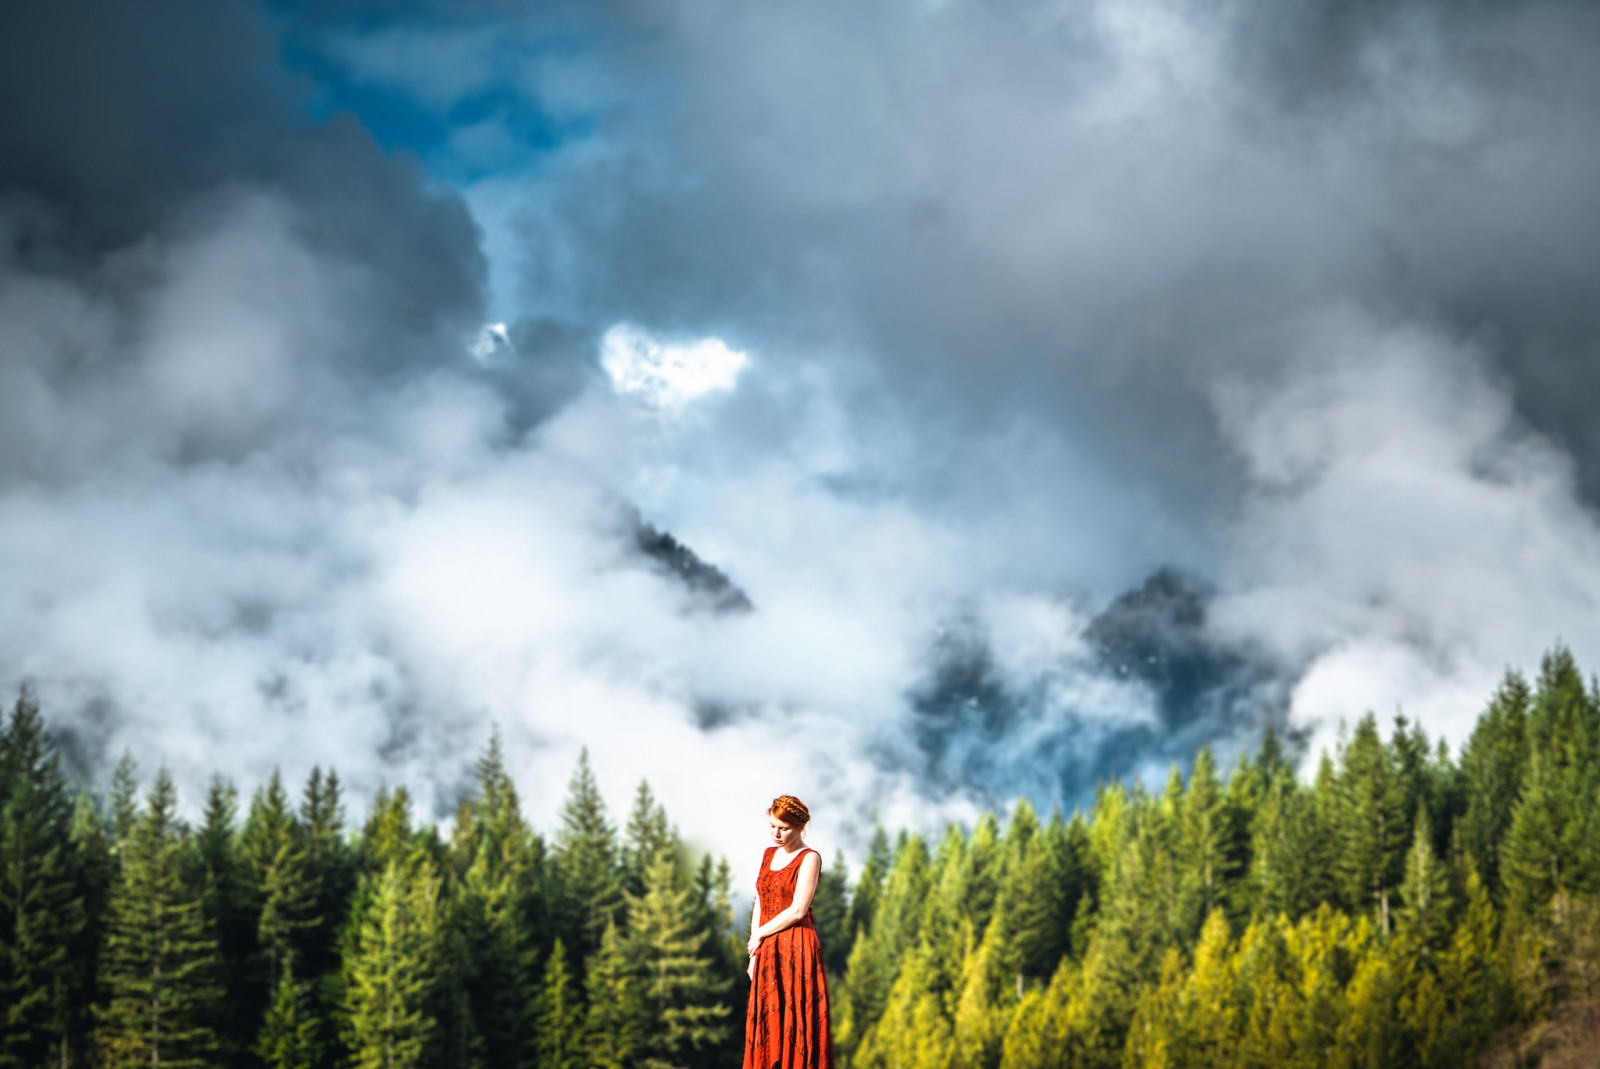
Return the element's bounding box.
[599,323,748,410]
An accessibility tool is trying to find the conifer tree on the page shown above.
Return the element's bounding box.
[1176,909,1239,1066]
[624,780,675,897]
[194,777,257,1065]
[257,954,321,1069]
[532,939,583,1069]
[583,919,643,1069]
[95,769,222,1069]
[1121,946,1184,1069]
[848,827,892,948]
[1397,808,1454,950]
[1456,673,1530,899]
[343,859,440,1069]
[1502,750,1567,916]
[1436,862,1506,1065]
[1232,914,1297,1068]
[453,731,541,1069]
[0,688,88,1069]
[837,833,930,1058]
[69,791,114,1060]
[554,750,622,967]
[855,949,954,1069]
[109,754,140,851]
[811,851,853,977]
[1335,715,1406,933]
[1177,746,1244,937]
[627,853,731,1069]
[359,786,419,875]
[299,767,354,983]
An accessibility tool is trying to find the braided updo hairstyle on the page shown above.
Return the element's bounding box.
[768,795,810,828]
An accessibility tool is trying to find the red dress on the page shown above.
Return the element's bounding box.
[744,847,834,1069]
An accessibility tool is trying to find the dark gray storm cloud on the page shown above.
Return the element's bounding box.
[7,0,1600,855]
[506,0,1600,496]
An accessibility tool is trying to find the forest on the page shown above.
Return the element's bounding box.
[2,646,1599,1069]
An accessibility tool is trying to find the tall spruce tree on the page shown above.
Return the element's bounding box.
[554,750,622,968]
[343,859,441,1069]
[627,853,731,1069]
[95,769,222,1069]
[1502,750,1567,916]
[810,851,853,977]
[847,828,891,948]
[624,780,676,898]
[453,731,541,1069]
[257,953,321,1069]
[1177,745,1244,936]
[583,919,643,1069]
[1397,808,1454,951]
[532,939,583,1069]
[1335,715,1407,933]
[194,777,258,1066]
[0,688,88,1069]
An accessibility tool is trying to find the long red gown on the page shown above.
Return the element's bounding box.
[744,846,834,1069]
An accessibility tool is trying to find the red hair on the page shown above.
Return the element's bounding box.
[768,795,811,828]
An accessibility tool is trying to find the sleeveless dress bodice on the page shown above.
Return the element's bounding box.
[744,847,834,1069]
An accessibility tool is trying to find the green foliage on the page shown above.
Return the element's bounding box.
[583,919,644,1069]
[9,639,1600,1069]
[343,858,441,1069]
[555,749,623,969]
[94,769,222,1069]
[257,955,322,1069]
[0,689,89,1069]
[627,853,731,1069]
[533,939,582,1069]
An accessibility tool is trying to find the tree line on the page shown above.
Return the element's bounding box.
[4,644,1600,1068]
[0,714,742,1069]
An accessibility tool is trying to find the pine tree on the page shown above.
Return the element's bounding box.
[1121,946,1184,1069]
[624,780,676,898]
[811,851,853,977]
[1336,715,1406,933]
[855,949,954,1069]
[584,919,644,1069]
[359,786,419,875]
[1176,909,1239,1065]
[1456,673,1530,898]
[0,688,88,1069]
[532,939,583,1069]
[627,853,731,1069]
[836,833,931,1059]
[109,754,140,850]
[1177,746,1244,938]
[95,769,222,1069]
[194,777,257,1065]
[1502,750,1567,916]
[848,827,891,950]
[1232,915,1297,1069]
[1436,861,1506,1065]
[454,731,541,1069]
[554,750,622,967]
[69,791,114,1062]
[257,953,322,1069]
[343,859,440,1069]
[1397,808,1454,950]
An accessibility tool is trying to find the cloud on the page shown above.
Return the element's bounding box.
[599,324,748,410]
[7,0,1600,872]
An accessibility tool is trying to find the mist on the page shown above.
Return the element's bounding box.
[5,0,1600,868]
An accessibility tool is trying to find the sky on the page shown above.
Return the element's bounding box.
[5,0,1600,869]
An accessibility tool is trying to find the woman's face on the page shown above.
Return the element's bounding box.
[769,815,803,851]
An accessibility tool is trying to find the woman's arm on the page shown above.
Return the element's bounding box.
[751,852,821,941]
[747,891,762,978]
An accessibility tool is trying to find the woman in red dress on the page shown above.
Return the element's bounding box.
[744,795,834,1069]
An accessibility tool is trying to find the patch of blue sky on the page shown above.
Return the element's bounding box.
[274,12,600,185]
